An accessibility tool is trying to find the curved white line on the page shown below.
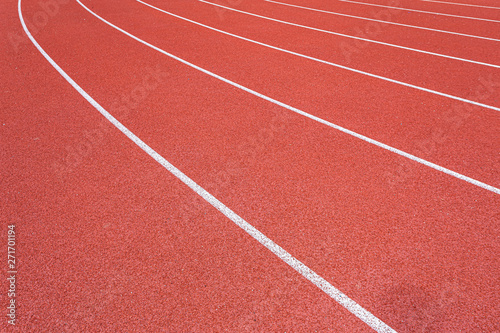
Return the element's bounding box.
[265,0,500,42]
[17,0,399,332]
[417,0,500,10]
[138,0,500,113]
[77,0,500,195]
[198,0,500,69]
[336,0,500,23]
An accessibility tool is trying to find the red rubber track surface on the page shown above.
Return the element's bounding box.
[2,0,499,331]
[261,0,500,39]
[324,0,500,20]
[202,0,500,66]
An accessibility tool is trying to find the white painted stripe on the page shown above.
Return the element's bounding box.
[336,0,500,23]
[17,1,400,331]
[265,0,500,42]
[198,0,500,69]
[418,0,500,10]
[80,0,500,195]
[138,0,500,113]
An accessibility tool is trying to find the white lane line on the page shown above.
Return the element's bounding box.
[139,0,500,113]
[336,0,500,23]
[265,0,500,42]
[81,0,500,195]
[199,0,500,69]
[417,0,500,10]
[17,1,400,332]
[264,0,500,42]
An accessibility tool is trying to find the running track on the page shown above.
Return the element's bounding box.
[1,0,499,331]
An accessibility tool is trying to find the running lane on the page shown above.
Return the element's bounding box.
[14,0,500,331]
[204,0,500,66]
[406,0,500,7]
[254,0,500,40]
[2,0,373,332]
[418,0,500,7]
[142,0,500,97]
[80,0,499,189]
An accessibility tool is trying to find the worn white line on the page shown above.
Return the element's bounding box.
[336,0,500,23]
[138,0,500,113]
[77,0,500,195]
[265,0,500,42]
[199,0,500,68]
[18,0,401,331]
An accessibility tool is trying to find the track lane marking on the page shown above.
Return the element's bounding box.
[265,0,500,42]
[138,0,500,113]
[199,0,500,69]
[418,0,500,10]
[335,0,500,23]
[78,0,500,195]
[17,1,401,331]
